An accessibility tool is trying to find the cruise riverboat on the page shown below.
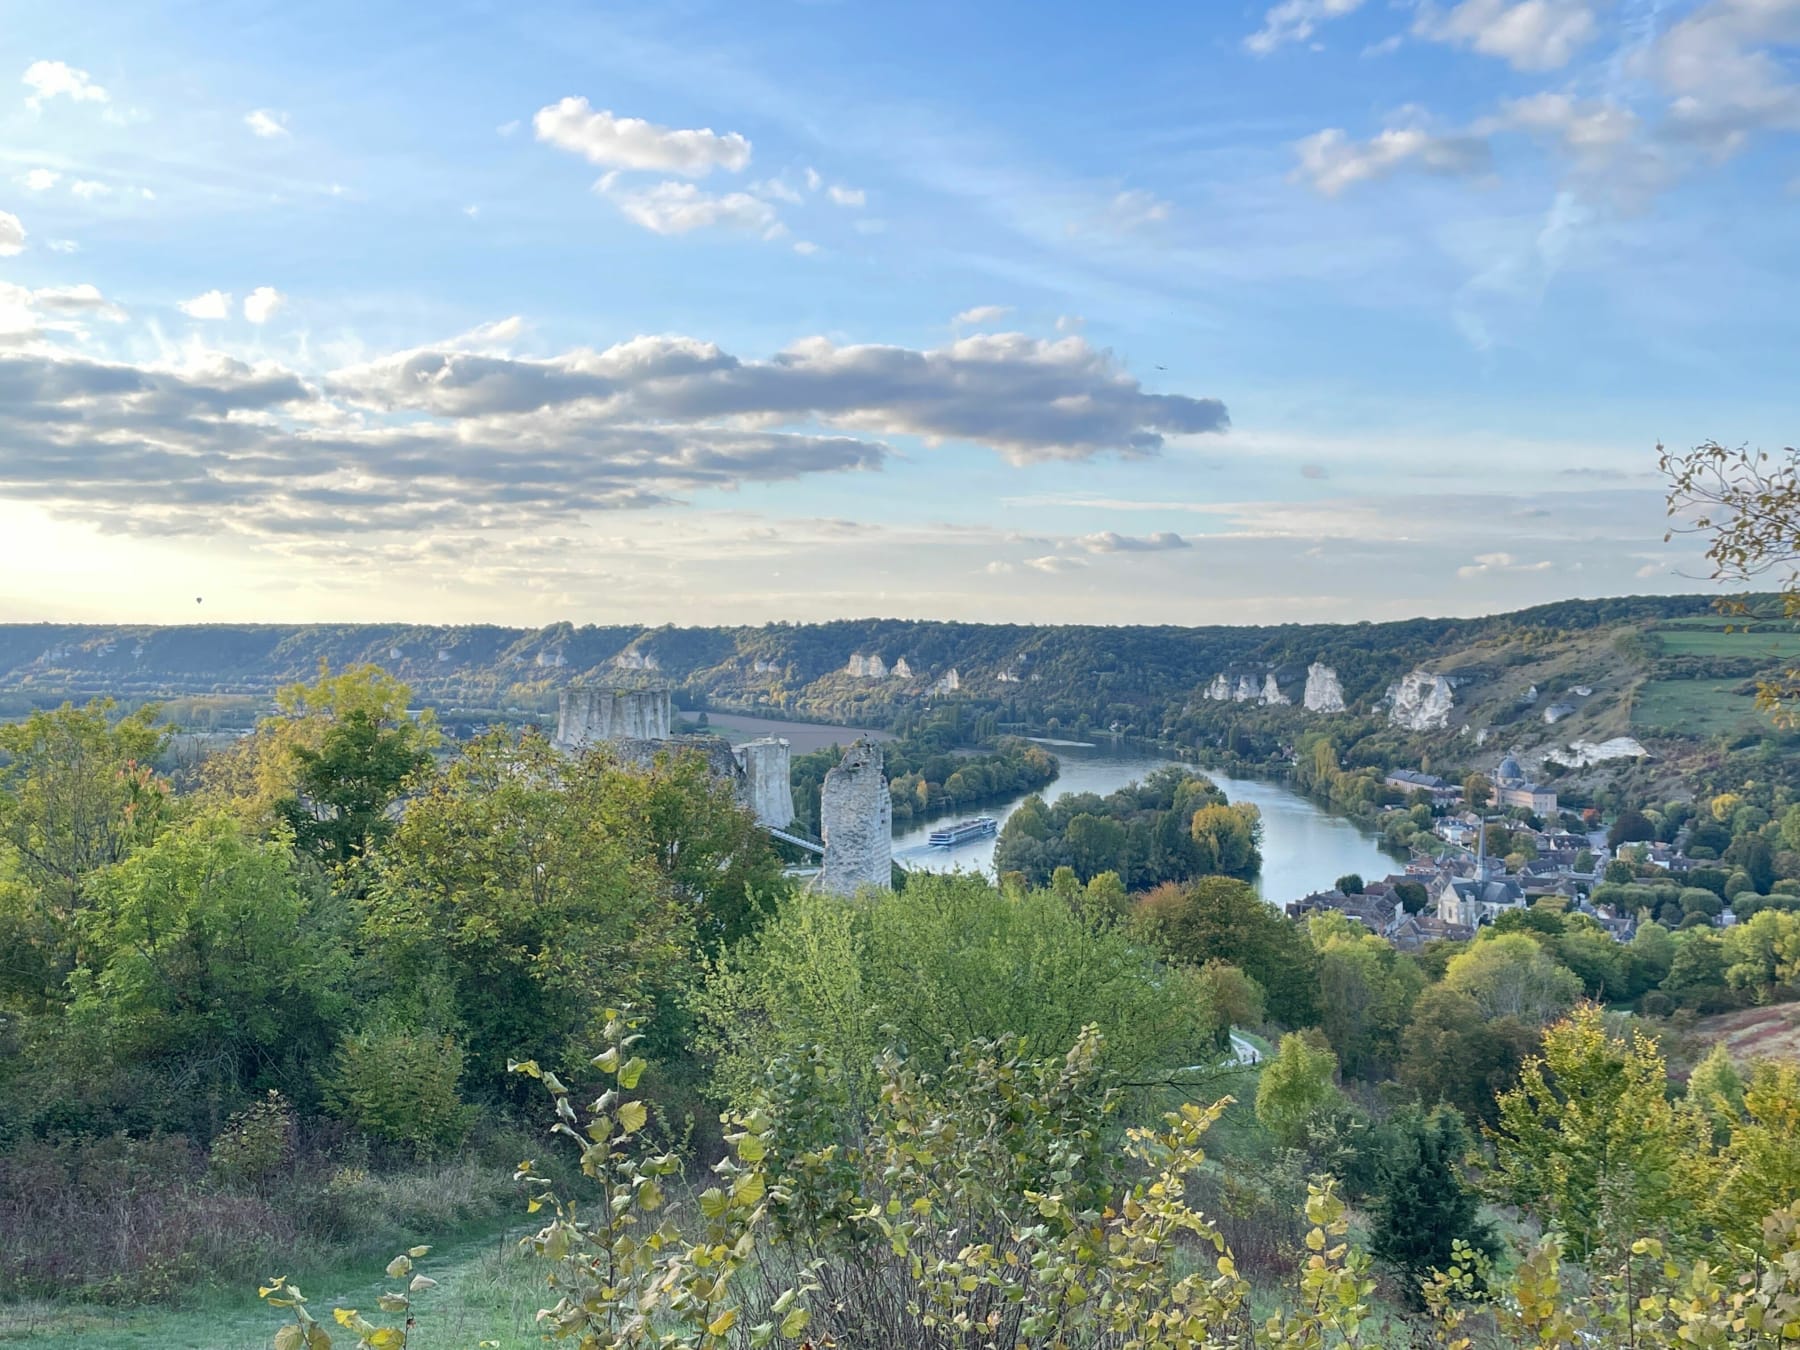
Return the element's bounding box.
[928,816,999,847]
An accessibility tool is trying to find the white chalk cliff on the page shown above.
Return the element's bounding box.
[1545,737,1651,768]
[1303,663,1347,714]
[1234,675,1258,703]
[1205,674,1231,701]
[1387,670,1455,731]
[1260,674,1288,706]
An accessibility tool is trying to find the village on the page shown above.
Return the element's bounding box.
[1286,751,1737,951]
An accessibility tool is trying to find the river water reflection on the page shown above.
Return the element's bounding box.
[889,740,1402,906]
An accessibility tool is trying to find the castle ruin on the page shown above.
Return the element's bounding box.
[818,738,892,896]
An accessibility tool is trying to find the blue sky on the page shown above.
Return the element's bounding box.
[1,0,1796,626]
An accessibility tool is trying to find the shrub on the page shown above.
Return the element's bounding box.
[209,1090,297,1189]
[323,1029,473,1159]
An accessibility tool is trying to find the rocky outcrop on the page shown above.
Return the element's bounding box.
[1387,670,1454,731]
[819,739,892,896]
[1521,684,1539,705]
[734,737,796,829]
[1233,675,1257,703]
[1260,675,1288,706]
[847,653,888,679]
[931,668,961,695]
[1303,663,1347,714]
[751,658,780,674]
[1544,737,1651,768]
[1542,702,1576,725]
[1205,674,1231,701]
[996,668,1021,683]
[555,685,672,749]
[614,649,661,671]
[893,658,914,679]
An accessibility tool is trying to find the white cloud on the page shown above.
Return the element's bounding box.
[22,60,108,111]
[47,238,78,253]
[178,289,233,320]
[1077,531,1189,552]
[244,108,289,138]
[826,184,865,207]
[1456,550,1553,577]
[0,211,24,256]
[533,97,751,177]
[751,177,803,204]
[243,286,286,324]
[69,179,110,200]
[1293,124,1491,194]
[138,187,155,201]
[1413,0,1601,71]
[793,240,819,255]
[953,305,1011,326]
[496,119,521,137]
[1649,0,1800,155]
[804,166,823,192]
[0,279,125,339]
[611,180,782,237]
[463,204,481,218]
[1055,315,1085,332]
[32,282,125,321]
[1024,555,1087,573]
[1246,0,1369,53]
[1105,188,1173,229]
[19,169,59,192]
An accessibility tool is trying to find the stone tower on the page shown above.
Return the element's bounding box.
[553,685,672,750]
[818,738,892,896]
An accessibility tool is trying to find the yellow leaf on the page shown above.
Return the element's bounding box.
[275,1325,305,1350]
[707,1308,738,1336]
[377,1294,410,1314]
[406,1245,431,1259]
[779,1305,810,1339]
[385,1255,411,1279]
[366,1328,405,1349]
[619,1056,648,1089]
[333,1310,358,1329]
[619,1100,648,1135]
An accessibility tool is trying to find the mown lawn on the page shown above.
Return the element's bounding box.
[0,1227,545,1350]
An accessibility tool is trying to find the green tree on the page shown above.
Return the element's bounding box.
[1442,932,1582,1024]
[1366,1105,1495,1301]
[698,873,1221,1109]
[1133,875,1319,1027]
[363,731,690,1093]
[1685,1041,1746,1141]
[1489,1005,1715,1259]
[1463,772,1492,811]
[281,707,433,867]
[1713,1060,1800,1251]
[0,700,170,1008]
[69,813,342,1081]
[1307,912,1424,1080]
[1722,908,1800,996]
[1255,1031,1340,1148]
[1334,873,1364,895]
[1398,984,1537,1125]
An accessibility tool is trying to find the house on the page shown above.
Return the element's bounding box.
[1493,753,1558,814]
[1390,913,1475,951]
[1435,873,1527,928]
[1287,888,1399,934]
[1385,769,1462,803]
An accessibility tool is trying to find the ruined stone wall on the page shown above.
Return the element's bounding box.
[554,685,673,750]
[735,737,796,829]
[818,738,892,896]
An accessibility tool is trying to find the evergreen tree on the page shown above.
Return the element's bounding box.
[1367,1105,1495,1302]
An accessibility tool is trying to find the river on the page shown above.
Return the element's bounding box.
[889,740,1402,906]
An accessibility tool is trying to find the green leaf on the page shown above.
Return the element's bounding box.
[736,1133,766,1162]
[376,1294,410,1314]
[275,1325,305,1350]
[406,1245,431,1259]
[780,1306,809,1339]
[699,1186,729,1217]
[618,1056,647,1089]
[619,1100,648,1135]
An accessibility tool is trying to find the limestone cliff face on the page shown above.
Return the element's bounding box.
[614,649,661,671]
[734,737,796,829]
[819,739,892,896]
[1545,737,1650,768]
[555,686,672,749]
[893,658,914,679]
[1260,675,1288,706]
[1303,663,1347,714]
[932,668,961,695]
[1387,670,1454,731]
[1233,675,1257,703]
[1205,674,1231,701]
[847,653,889,679]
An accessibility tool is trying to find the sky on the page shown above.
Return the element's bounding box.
[0,0,1796,628]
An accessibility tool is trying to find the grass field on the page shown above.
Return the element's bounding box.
[0,1227,545,1350]
[1631,677,1765,736]
[1652,625,1800,659]
[1682,1003,1800,1069]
